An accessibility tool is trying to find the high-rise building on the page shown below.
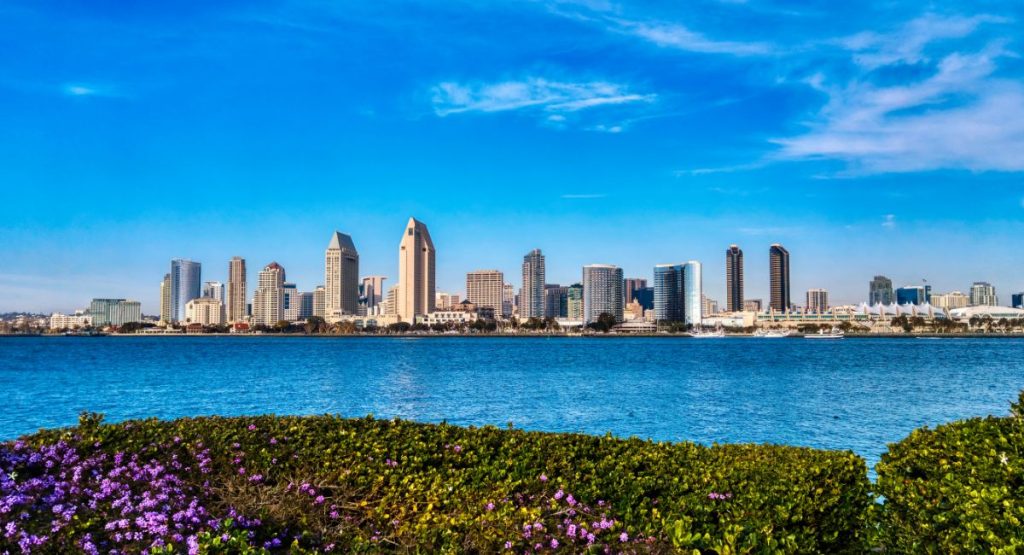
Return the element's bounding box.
[360,276,387,314]
[325,231,360,318]
[466,270,504,317]
[227,257,247,323]
[623,278,648,306]
[253,262,285,326]
[298,292,314,320]
[725,245,744,312]
[1012,293,1024,309]
[202,281,225,303]
[806,289,829,313]
[869,275,894,305]
[313,286,326,318]
[521,249,546,319]
[969,282,997,306]
[503,283,515,319]
[436,292,460,311]
[653,261,702,325]
[170,259,202,323]
[931,291,969,310]
[582,265,624,324]
[744,299,763,312]
[632,287,654,311]
[159,273,172,324]
[702,295,719,316]
[282,283,300,321]
[385,285,399,316]
[566,283,584,320]
[769,244,790,312]
[186,298,224,326]
[89,299,142,327]
[544,284,568,319]
[397,218,436,323]
[896,286,926,305]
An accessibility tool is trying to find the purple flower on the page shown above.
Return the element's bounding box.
[554,489,564,500]
[504,540,513,549]
[539,474,548,482]
[550,538,559,549]
[247,424,257,431]
[485,502,495,512]
[619,532,629,542]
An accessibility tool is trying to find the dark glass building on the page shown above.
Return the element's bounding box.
[769,244,790,312]
[869,275,894,305]
[725,244,744,312]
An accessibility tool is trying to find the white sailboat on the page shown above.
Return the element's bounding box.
[805,328,845,339]
[753,329,792,338]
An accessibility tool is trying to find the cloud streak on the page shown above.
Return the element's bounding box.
[431,77,655,118]
[775,14,1024,174]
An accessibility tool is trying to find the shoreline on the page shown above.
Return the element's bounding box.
[5,332,1024,339]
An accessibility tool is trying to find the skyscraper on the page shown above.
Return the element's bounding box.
[313,286,326,318]
[202,281,225,303]
[466,270,504,318]
[360,276,387,314]
[253,262,285,326]
[397,218,436,323]
[653,261,702,325]
[521,249,546,319]
[89,299,141,327]
[623,278,648,306]
[869,275,894,305]
[566,284,584,320]
[806,289,829,313]
[544,284,568,318]
[769,244,790,312]
[725,245,744,312]
[282,282,300,321]
[159,273,172,324]
[503,283,515,319]
[170,259,201,323]
[227,257,247,323]
[1012,293,1024,309]
[582,265,624,324]
[325,231,360,318]
[969,282,997,306]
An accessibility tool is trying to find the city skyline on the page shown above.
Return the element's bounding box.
[3,2,1024,312]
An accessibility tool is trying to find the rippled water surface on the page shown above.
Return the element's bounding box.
[2,336,1022,468]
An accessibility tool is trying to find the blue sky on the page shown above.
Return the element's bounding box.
[2,0,1023,313]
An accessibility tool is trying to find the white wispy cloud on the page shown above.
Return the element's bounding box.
[431,77,655,117]
[560,193,607,199]
[608,18,772,56]
[882,214,896,229]
[774,11,1024,175]
[61,83,123,98]
[841,13,1008,69]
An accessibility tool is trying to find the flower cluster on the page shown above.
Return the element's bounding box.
[0,439,262,554]
[708,492,733,501]
[489,478,652,553]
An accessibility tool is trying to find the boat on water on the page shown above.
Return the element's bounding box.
[805,328,845,340]
[753,329,792,338]
[689,329,725,338]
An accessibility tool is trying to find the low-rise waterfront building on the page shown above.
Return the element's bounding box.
[185,297,225,326]
[49,311,92,330]
[89,298,142,327]
[415,311,479,326]
[949,305,1024,320]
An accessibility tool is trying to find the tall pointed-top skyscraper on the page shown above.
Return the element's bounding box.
[325,231,360,318]
[227,257,247,323]
[397,217,435,323]
[521,249,546,319]
[725,245,744,312]
[769,244,790,312]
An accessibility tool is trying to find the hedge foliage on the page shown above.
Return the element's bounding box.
[875,391,1024,554]
[3,414,871,554]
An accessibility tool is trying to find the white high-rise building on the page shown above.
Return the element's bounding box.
[466,270,504,317]
[282,283,300,322]
[969,282,997,306]
[186,297,225,326]
[521,249,546,319]
[931,291,970,310]
[227,257,247,323]
[253,262,285,326]
[325,231,360,319]
[582,264,624,324]
[397,218,436,323]
[806,288,829,313]
[313,286,326,318]
[202,281,225,303]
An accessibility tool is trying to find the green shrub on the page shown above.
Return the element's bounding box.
[14,415,871,553]
[875,395,1024,553]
